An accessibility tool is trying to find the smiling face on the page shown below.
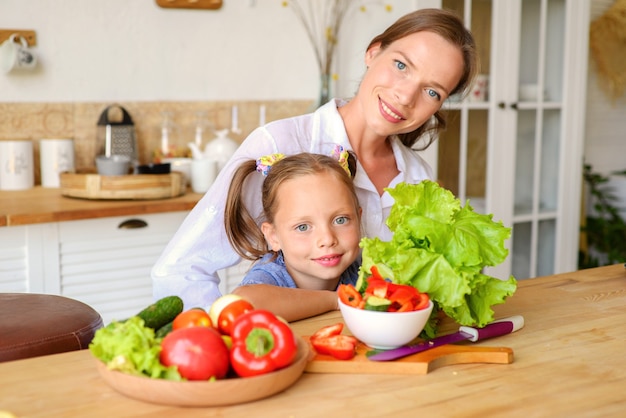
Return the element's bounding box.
[357,30,464,138]
[261,172,361,291]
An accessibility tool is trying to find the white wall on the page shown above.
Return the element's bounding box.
[0,0,412,102]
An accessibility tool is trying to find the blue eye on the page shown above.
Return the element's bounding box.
[427,89,441,100]
[296,224,309,232]
[334,216,349,225]
[394,60,406,71]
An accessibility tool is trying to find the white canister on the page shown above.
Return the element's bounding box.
[190,158,217,194]
[0,140,34,190]
[40,138,75,188]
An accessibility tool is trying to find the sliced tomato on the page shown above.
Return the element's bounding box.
[311,334,358,360]
[338,284,362,307]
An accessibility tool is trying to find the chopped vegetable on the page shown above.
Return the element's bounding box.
[338,284,362,307]
[310,323,357,360]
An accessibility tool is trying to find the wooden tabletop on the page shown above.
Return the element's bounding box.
[1,264,625,417]
[0,186,202,226]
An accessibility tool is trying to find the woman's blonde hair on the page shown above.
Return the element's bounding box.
[224,152,359,261]
[367,8,478,150]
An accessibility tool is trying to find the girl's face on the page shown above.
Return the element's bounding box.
[261,172,361,291]
[359,30,464,137]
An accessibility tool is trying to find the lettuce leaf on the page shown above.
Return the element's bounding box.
[89,316,181,380]
[359,181,517,337]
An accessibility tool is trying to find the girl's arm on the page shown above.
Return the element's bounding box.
[232,284,338,322]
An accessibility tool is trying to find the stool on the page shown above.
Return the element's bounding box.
[0,293,104,362]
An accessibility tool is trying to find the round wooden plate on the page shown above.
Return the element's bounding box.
[95,336,310,406]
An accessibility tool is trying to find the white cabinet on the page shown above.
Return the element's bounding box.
[427,0,589,280]
[0,212,188,325]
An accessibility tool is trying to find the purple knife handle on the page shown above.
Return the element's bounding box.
[459,315,525,342]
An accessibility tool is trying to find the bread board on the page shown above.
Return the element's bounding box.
[60,172,185,200]
[304,338,513,375]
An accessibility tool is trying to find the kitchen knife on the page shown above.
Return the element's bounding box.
[367,315,524,362]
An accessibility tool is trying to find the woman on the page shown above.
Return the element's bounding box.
[151,8,478,310]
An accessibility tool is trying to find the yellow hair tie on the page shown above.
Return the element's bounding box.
[331,145,351,176]
[256,153,285,176]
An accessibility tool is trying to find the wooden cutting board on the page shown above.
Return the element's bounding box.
[304,338,513,375]
[60,172,185,200]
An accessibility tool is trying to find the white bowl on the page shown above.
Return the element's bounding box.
[338,298,434,349]
[96,154,131,176]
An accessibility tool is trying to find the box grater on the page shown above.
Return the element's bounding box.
[96,105,138,166]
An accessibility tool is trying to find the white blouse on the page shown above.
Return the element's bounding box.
[151,99,434,309]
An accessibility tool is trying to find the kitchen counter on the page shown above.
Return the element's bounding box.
[0,264,625,417]
[0,186,203,226]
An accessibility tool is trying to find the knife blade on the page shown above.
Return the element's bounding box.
[367,315,524,361]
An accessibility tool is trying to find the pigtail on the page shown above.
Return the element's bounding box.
[224,160,270,260]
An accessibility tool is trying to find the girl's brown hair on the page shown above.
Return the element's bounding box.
[367,8,478,150]
[224,152,360,261]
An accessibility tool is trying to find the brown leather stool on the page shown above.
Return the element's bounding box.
[0,293,104,362]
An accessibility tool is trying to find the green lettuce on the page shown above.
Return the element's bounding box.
[89,316,181,380]
[359,181,517,337]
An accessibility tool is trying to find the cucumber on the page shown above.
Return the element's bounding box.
[155,321,173,338]
[136,295,184,330]
[364,295,392,312]
[354,274,367,293]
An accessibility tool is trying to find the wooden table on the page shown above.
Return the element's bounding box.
[1,264,625,417]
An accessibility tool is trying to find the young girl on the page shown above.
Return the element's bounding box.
[225,151,361,321]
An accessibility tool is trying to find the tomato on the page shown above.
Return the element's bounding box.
[208,294,245,326]
[160,327,229,380]
[172,309,212,330]
[217,299,254,336]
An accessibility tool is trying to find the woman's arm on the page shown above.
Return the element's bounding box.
[232,284,338,322]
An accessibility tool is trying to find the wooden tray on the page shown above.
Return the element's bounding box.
[60,172,185,200]
[304,338,513,375]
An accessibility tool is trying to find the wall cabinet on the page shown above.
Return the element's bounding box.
[421,0,589,280]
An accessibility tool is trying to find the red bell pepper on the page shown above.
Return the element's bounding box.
[311,323,344,341]
[365,277,389,298]
[413,292,430,311]
[230,309,297,377]
[388,286,418,312]
[311,335,358,360]
[369,265,385,281]
[338,284,362,307]
[310,323,357,360]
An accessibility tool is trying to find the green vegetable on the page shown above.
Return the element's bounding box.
[359,181,517,338]
[136,295,183,330]
[354,274,367,293]
[155,321,174,338]
[364,296,392,312]
[89,316,181,380]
